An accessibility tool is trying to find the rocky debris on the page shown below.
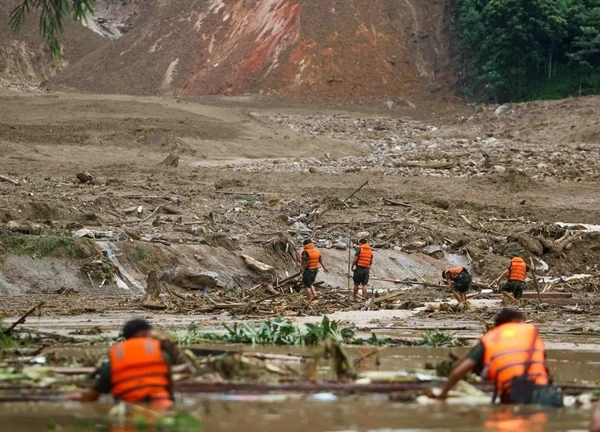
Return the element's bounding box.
[6,221,42,235]
[238,113,600,182]
[494,105,510,115]
[76,172,94,184]
[162,267,219,291]
[160,154,180,167]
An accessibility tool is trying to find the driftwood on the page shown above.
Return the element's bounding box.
[4,302,44,335]
[160,154,180,167]
[343,180,369,202]
[0,175,20,185]
[490,292,572,299]
[383,198,413,208]
[241,255,275,274]
[275,271,302,288]
[394,161,454,169]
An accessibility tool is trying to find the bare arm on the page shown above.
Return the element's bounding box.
[591,400,600,432]
[320,256,329,273]
[436,358,477,399]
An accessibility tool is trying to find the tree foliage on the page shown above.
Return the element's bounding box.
[9,0,95,58]
[457,0,600,101]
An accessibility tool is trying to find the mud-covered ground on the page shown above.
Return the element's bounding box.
[0,90,599,336]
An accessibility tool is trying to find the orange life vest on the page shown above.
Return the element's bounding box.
[303,243,321,270]
[356,244,373,268]
[481,323,548,396]
[443,267,466,280]
[109,338,171,403]
[509,257,527,282]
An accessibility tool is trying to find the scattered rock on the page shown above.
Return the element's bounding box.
[7,220,42,235]
[76,171,94,184]
[494,105,510,115]
[161,267,219,291]
[517,233,543,256]
[73,228,95,238]
[422,244,444,259]
[160,153,180,167]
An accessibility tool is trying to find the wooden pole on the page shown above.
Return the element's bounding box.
[529,256,543,303]
[4,302,44,335]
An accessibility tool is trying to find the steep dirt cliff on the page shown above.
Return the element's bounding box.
[47,0,459,103]
[0,1,107,89]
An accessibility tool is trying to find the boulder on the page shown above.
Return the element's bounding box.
[161,267,219,291]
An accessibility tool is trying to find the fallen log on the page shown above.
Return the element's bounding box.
[394,162,454,170]
[275,271,302,288]
[4,302,44,335]
[241,255,275,274]
[383,198,413,208]
[490,292,572,299]
[0,175,20,185]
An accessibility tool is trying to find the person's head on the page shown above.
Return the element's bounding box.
[359,238,367,245]
[494,308,525,327]
[303,239,312,246]
[122,318,153,339]
[507,252,520,258]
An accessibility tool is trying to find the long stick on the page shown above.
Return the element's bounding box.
[529,256,543,303]
[343,181,369,202]
[0,175,20,185]
[4,302,44,335]
[347,236,352,294]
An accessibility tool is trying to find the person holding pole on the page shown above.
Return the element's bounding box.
[351,238,373,301]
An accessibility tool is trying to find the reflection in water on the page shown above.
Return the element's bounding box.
[483,409,548,432]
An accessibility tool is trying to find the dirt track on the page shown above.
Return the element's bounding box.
[0,89,599,332]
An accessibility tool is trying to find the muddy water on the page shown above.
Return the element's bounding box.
[0,400,592,432]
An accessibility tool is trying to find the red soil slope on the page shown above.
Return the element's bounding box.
[48,0,459,103]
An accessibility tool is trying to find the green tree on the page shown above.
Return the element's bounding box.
[9,0,95,58]
[567,2,600,94]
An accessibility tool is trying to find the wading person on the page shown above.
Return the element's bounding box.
[300,239,329,301]
[497,252,529,301]
[433,309,562,406]
[590,400,600,432]
[67,319,174,408]
[442,267,472,303]
[351,238,373,301]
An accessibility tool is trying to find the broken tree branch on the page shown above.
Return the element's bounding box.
[0,175,20,185]
[4,302,44,335]
[343,180,369,202]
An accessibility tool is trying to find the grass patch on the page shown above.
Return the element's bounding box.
[0,234,82,261]
[181,316,355,346]
[0,318,17,354]
[418,329,466,347]
[132,246,151,262]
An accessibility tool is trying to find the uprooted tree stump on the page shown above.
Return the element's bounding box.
[142,270,167,310]
[76,171,94,184]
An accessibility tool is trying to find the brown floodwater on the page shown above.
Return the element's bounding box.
[0,399,593,432]
[4,345,597,431]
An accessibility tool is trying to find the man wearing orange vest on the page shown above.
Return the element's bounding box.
[433,309,562,406]
[497,252,529,300]
[351,238,373,301]
[442,267,472,303]
[300,239,329,301]
[66,319,174,408]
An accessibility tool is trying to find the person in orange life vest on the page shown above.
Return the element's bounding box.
[433,309,555,405]
[351,238,373,301]
[300,239,329,301]
[442,267,472,303]
[66,319,174,407]
[497,252,530,300]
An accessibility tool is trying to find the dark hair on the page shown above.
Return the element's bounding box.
[494,309,525,327]
[303,239,312,246]
[122,318,152,339]
[359,238,367,244]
